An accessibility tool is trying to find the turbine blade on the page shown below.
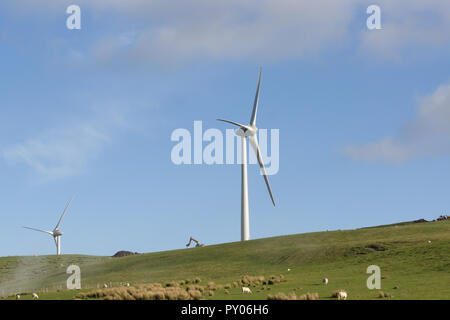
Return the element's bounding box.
[216,119,251,130]
[55,196,74,230]
[23,226,54,236]
[249,135,275,206]
[249,67,262,126]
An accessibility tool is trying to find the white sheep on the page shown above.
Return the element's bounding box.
[242,286,252,294]
[322,278,328,285]
[124,283,130,287]
[15,294,20,300]
[103,284,108,288]
[32,293,39,300]
[287,268,291,272]
[337,291,348,300]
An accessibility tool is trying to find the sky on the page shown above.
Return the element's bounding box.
[0,0,449,257]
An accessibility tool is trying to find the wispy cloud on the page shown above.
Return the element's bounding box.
[345,83,450,163]
[359,0,450,59]
[87,1,356,67]
[78,0,450,65]
[3,107,128,180]
[7,0,449,67]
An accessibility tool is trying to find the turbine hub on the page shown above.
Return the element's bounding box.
[53,229,63,236]
[235,126,257,137]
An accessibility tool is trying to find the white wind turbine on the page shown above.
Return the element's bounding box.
[23,196,75,255]
[217,68,275,241]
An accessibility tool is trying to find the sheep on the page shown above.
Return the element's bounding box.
[322,278,328,285]
[287,268,291,272]
[32,293,39,300]
[337,291,348,300]
[15,294,20,300]
[124,282,130,287]
[103,283,108,288]
[242,286,252,294]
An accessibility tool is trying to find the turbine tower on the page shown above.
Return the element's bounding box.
[217,68,275,241]
[24,196,75,255]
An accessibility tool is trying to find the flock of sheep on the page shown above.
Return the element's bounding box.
[15,279,348,300]
[322,277,347,300]
[15,277,349,300]
[14,283,133,300]
[103,282,130,288]
[15,292,39,300]
[241,276,348,300]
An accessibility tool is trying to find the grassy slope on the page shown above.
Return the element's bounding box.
[1,220,449,300]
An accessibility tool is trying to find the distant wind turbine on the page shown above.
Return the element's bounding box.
[217,68,275,241]
[24,196,75,255]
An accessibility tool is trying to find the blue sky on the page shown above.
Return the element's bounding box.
[0,1,449,256]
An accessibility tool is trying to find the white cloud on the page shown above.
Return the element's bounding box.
[3,0,450,65]
[359,0,450,59]
[83,0,450,65]
[88,1,357,66]
[3,107,128,180]
[345,84,450,163]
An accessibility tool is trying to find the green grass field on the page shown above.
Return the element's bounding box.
[1,220,449,300]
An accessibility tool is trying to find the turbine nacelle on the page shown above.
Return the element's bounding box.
[53,229,63,236]
[235,125,257,137]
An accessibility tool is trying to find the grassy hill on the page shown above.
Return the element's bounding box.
[1,220,449,300]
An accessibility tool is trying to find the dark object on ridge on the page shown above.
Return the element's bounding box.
[112,251,138,258]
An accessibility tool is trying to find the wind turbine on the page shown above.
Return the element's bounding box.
[23,196,75,255]
[217,68,275,241]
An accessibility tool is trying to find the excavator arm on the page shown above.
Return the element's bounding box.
[186,237,205,248]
